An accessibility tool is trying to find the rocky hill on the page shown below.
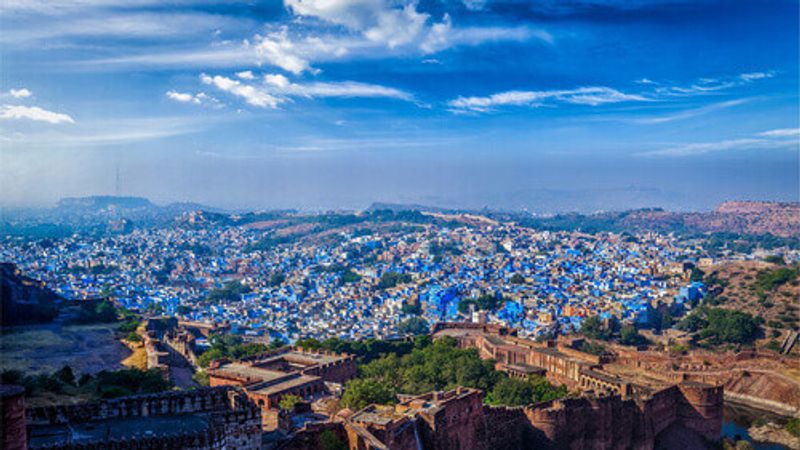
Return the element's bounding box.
[566,201,800,237]
[0,263,60,326]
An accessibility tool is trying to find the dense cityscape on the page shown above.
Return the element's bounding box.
[1,209,751,343]
[2,0,798,448]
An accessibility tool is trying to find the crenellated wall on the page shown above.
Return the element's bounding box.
[25,387,263,450]
[26,387,235,426]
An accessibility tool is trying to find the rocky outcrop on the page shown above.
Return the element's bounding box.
[0,263,60,326]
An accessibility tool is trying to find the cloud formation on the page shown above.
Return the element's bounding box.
[9,88,32,98]
[642,128,799,157]
[0,104,74,124]
[166,90,218,106]
[200,72,412,109]
[448,86,647,113]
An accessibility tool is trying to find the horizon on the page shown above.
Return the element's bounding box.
[5,193,799,216]
[2,0,799,211]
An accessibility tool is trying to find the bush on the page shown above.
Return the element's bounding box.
[72,300,119,324]
[786,418,800,438]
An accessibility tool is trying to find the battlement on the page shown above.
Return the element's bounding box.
[25,387,262,450]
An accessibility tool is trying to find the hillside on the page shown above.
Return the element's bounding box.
[0,263,60,326]
[701,260,800,351]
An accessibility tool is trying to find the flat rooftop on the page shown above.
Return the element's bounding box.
[263,350,347,365]
[349,405,406,426]
[211,362,287,383]
[252,374,321,396]
[29,413,209,448]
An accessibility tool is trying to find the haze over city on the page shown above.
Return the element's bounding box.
[1,0,798,212]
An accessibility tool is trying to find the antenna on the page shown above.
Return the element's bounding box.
[115,166,121,196]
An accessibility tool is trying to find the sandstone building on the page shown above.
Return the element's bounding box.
[208,346,357,428]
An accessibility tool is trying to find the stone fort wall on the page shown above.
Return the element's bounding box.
[25,387,263,450]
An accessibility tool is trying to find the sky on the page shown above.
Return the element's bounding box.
[1,0,798,213]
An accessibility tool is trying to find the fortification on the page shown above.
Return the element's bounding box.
[0,385,27,450]
[431,322,724,447]
[208,346,357,430]
[24,386,262,449]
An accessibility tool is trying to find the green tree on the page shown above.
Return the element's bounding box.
[341,378,396,410]
[377,271,411,289]
[269,271,286,286]
[397,317,429,336]
[279,394,303,411]
[580,315,617,341]
[192,371,210,386]
[490,377,534,406]
[55,365,75,386]
[509,274,526,284]
[619,325,647,346]
[197,348,225,368]
[340,269,362,284]
[319,430,347,450]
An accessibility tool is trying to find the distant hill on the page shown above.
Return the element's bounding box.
[1,196,224,237]
[508,201,800,237]
[56,196,155,211]
[0,263,60,326]
[627,201,800,237]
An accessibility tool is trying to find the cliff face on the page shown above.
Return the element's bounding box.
[0,263,60,326]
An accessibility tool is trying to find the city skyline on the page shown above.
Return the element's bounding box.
[1,0,798,211]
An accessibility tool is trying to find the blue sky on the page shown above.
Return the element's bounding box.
[1,0,798,212]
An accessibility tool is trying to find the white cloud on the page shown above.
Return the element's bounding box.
[200,73,412,108]
[462,0,488,11]
[9,88,32,98]
[448,86,647,113]
[200,74,281,108]
[739,71,775,82]
[236,70,255,80]
[166,90,197,103]
[642,128,799,157]
[284,0,430,48]
[275,0,547,72]
[264,73,290,88]
[655,71,775,96]
[634,98,748,125]
[759,128,800,138]
[253,27,316,75]
[2,12,247,44]
[0,104,74,124]
[277,80,412,100]
[166,90,218,106]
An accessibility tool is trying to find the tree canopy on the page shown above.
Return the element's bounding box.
[339,336,568,410]
[678,307,762,346]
